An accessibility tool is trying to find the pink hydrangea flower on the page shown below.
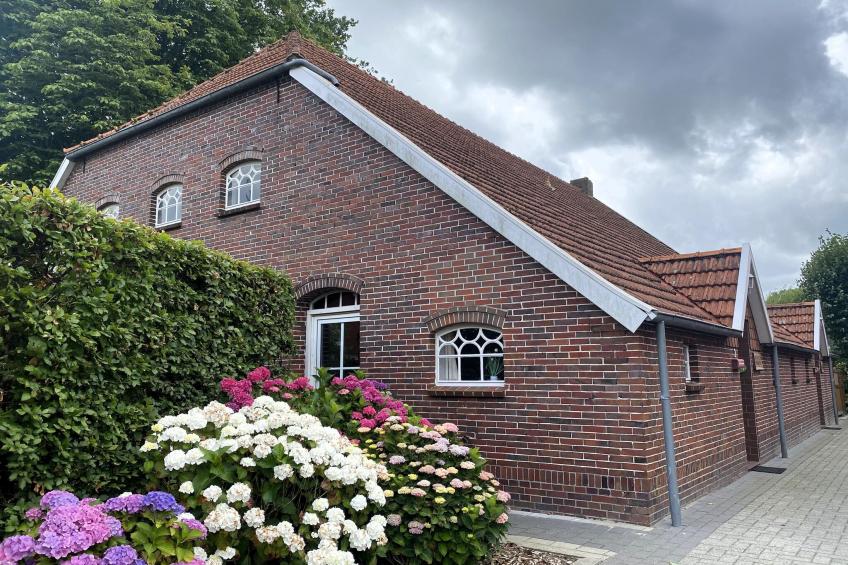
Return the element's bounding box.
[496,513,509,524]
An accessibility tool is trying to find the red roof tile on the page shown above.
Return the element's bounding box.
[768,302,815,349]
[67,32,726,325]
[638,248,742,326]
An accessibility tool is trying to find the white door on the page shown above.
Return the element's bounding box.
[305,291,360,379]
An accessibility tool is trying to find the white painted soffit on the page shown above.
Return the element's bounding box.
[290,65,656,332]
[50,158,74,189]
[732,243,774,344]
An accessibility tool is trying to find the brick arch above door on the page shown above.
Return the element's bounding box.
[294,273,365,302]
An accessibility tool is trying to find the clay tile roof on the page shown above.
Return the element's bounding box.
[66,32,733,326]
[638,248,743,326]
[768,302,816,349]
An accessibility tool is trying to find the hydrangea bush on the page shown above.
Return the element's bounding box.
[219,368,510,564]
[141,377,390,565]
[0,489,205,564]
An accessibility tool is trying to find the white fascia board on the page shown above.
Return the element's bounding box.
[731,243,752,331]
[290,66,656,332]
[814,299,825,353]
[49,158,74,189]
[734,244,775,344]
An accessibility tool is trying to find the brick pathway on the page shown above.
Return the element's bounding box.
[509,423,848,564]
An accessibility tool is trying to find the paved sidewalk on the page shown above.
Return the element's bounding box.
[509,423,848,564]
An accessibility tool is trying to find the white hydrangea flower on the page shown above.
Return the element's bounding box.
[350,495,367,512]
[273,464,293,481]
[255,525,280,543]
[201,485,223,502]
[185,448,205,465]
[207,557,223,565]
[178,481,194,494]
[228,413,247,427]
[306,548,355,565]
[178,512,196,521]
[277,521,295,542]
[202,401,233,427]
[326,508,345,524]
[253,444,272,459]
[302,512,319,526]
[317,521,342,541]
[140,441,159,452]
[244,507,265,528]
[183,433,201,444]
[204,504,241,533]
[240,457,256,468]
[348,528,372,551]
[163,449,186,471]
[193,547,207,561]
[365,518,385,541]
[299,463,315,478]
[226,482,251,504]
[216,547,237,560]
[159,426,187,442]
[312,498,329,512]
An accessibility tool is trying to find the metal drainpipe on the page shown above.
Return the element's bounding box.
[656,320,682,526]
[828,356,840,424]
[772,345,789,458]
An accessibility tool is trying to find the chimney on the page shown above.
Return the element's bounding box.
[570,177,593,197]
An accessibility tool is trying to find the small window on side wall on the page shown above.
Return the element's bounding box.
[98,202,120,219]
[155,184,182,227]
[225,161,261,209]
[683,345,692,383]
[436,326,504,384]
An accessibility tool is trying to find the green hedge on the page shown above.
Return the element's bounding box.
[0,182,295,527]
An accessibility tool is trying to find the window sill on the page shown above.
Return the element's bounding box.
[685,381,706,394]
[156,221,182,232]
[427,384,506,398]
[218,202,261,218]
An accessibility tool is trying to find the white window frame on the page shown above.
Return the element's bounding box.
[435,325,505,387]
[305,292,360,382]
[224,161,261,210]
[154,184,182,227]
[683,344,692,383]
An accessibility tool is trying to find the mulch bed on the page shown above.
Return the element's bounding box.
[484,543,580,564]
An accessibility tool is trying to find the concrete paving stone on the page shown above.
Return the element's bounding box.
[509,422,848,565]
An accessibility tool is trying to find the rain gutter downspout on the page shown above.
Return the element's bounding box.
[828,356,840,425]
[655,319,682,526]
[64,58,339,162]
[772,345,789,458]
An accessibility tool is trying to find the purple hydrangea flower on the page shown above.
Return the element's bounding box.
[142,492,181,513]
[24,507,44,521]
[178,518,207,539]
[102,495,145,514]
[40,490,80,510]
[63,554,102,565]
[0,535,35,562]
[35,504,120,559]
[102,545,139,565]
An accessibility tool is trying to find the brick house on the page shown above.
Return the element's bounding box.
[53,32,840,526]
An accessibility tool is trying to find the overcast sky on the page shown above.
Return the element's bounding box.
[326,0,848,292]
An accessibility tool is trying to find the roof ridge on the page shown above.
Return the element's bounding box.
[638,247,743,264]
[767,301,815,309]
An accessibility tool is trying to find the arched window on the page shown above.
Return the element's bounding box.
[155,184,182,227]
[306,291,360,379]
[98,203,120,219]
[436,326,504,384]
[225,161,261,209]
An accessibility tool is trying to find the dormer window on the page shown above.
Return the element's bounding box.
[225,162,261,209]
